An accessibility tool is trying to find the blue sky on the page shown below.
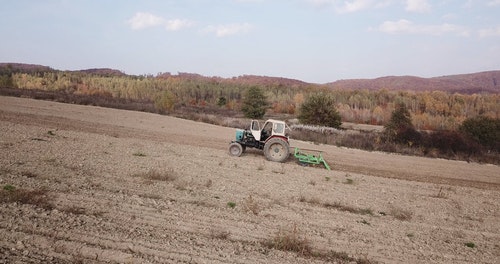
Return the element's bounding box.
[1,0,500,83]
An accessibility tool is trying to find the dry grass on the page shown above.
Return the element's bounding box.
[322,250,377,264]
[210,228,231,240]
[60,206,87,215]
[432,186,448,199]
[242,195,260,215]
[300,196,373,216]
[323,202,373,215]
[299,195,319,204]
[138,193,162,200]
[343,178,355,185]
[263,224,377,263]
[138,169,177,182]
[21,170,39,178]
[0,185,54,210]
[263,224,312,255]
[204,179,213,188]
[389,206,413,221]
[59,205,104,217]
[174,180,190,191]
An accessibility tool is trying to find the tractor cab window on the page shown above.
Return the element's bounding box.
[273,123,284,134]
[251,120,260,131]
[261,122,273,140]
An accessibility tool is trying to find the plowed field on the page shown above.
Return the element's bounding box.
[1,96,499,263]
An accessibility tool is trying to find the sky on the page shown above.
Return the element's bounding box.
[1,0,500,83]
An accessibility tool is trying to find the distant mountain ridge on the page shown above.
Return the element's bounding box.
[0,63,54,74]
[1,63,498,94]
[326,71,500,94]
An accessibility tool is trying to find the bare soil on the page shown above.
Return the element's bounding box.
[1,96,499,263]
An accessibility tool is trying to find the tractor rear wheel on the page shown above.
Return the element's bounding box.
[229,142,243,157]
[263,138,289,162]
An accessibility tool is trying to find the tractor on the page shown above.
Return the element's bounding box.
[228,119,290,162]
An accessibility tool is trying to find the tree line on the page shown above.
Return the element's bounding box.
[1,68,499,132]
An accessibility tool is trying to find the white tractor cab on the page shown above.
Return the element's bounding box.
[229,119,290,162]
[250,119,286,141]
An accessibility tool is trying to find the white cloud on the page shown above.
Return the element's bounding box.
[127,12,165,30]
[165,19,194,31]
[378,19,413,33]
[337,0,374,13]
[405,0,431,13]
[487,0,500,6]
[204,23,253,37]
[462,0,500,8]
[377,19,470,36]
[479,26,500,37]
[127,12,194,31]
[307,0,336,7]
[307,0,384,13]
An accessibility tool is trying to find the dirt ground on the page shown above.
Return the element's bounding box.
[1,96,499,264]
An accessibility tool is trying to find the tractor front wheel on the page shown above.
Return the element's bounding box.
[229,142,243,157]
[263,138,290,162]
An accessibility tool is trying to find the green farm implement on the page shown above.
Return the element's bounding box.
[293,147,331,170]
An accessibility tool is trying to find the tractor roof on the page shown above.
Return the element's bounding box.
[265,119,286,124]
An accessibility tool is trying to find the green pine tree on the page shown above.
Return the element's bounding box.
[241,86,269,119]
[297,93,342,128]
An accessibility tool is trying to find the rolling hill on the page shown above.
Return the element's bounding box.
[325,71,500,94]
[1,63,499,93]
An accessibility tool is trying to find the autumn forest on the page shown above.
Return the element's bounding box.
[1,64,498,132]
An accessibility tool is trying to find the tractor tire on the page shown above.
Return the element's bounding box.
[263,138,290,163]
[229,142,243,157]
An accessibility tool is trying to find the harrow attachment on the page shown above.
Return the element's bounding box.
[293,147,331,170]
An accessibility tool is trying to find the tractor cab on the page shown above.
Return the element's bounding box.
[250,119,287,141]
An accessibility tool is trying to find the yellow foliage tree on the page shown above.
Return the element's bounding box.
[154,90,177,113]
